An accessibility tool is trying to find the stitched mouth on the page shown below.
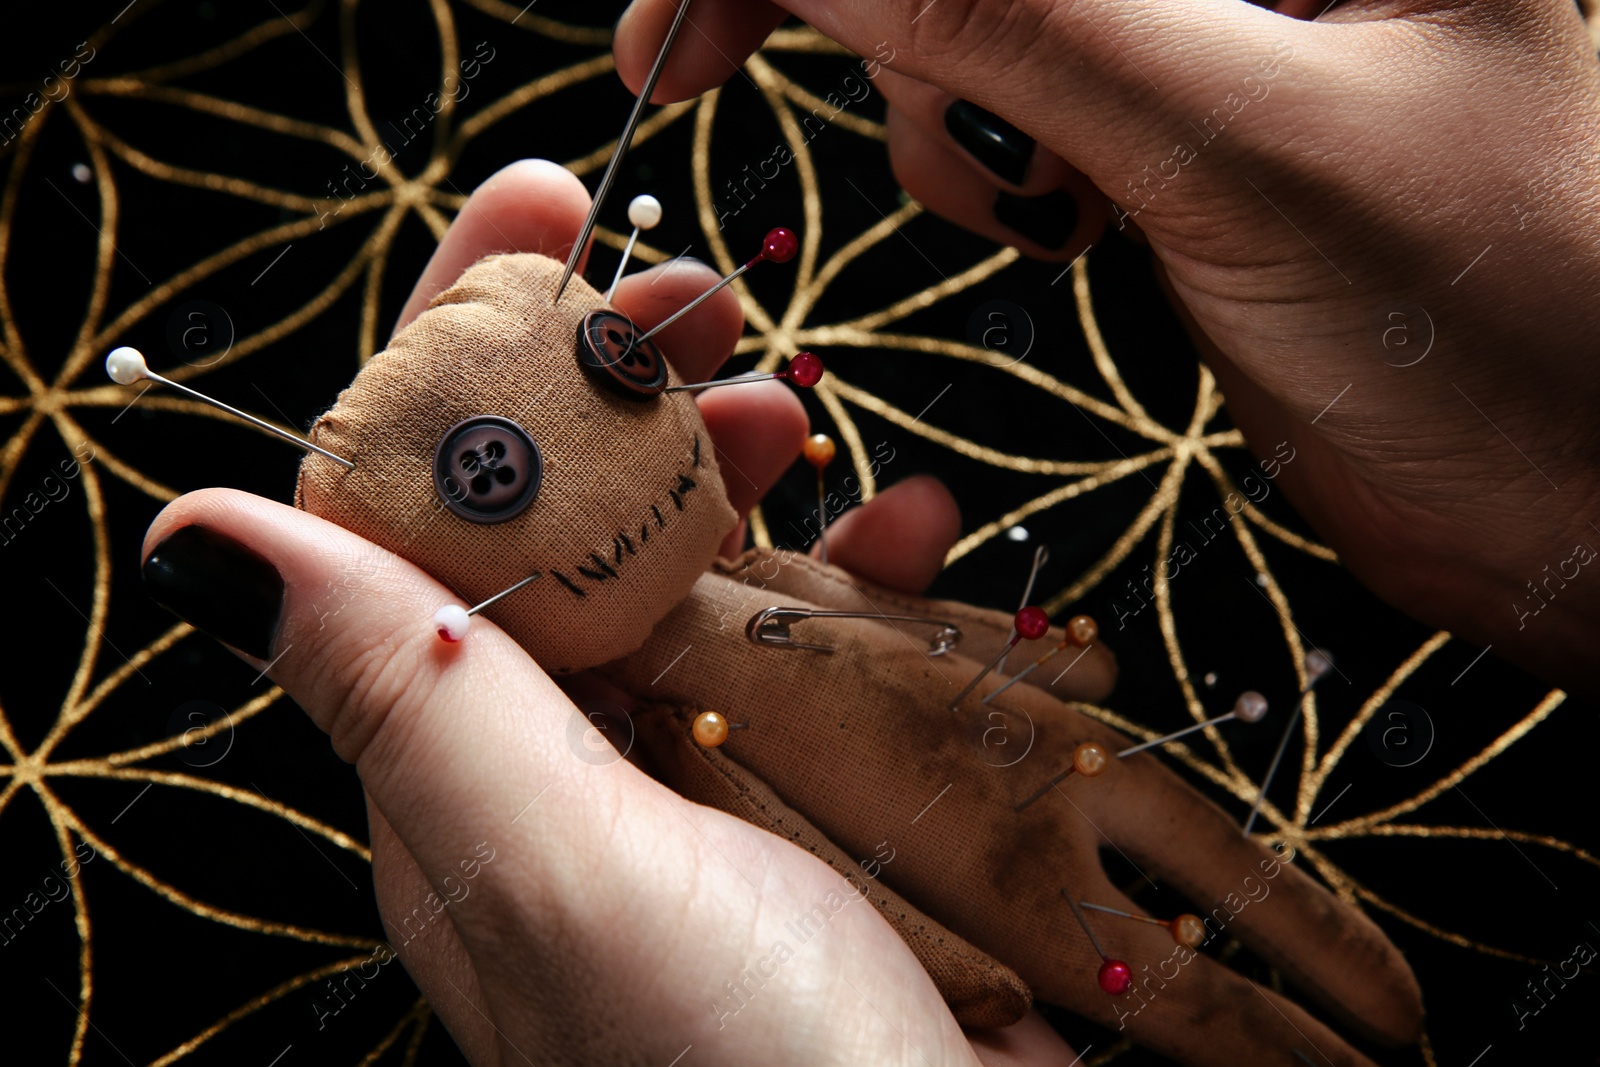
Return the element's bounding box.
[542,433,706,599]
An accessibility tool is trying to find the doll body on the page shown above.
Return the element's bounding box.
[599,551,1422,1063]
[297,250,1421,1066]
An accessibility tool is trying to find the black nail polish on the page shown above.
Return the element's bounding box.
[143,526,284,660]
[993,190,1078,251]
[944,100,1035,186]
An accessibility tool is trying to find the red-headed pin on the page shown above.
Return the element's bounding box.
[639,227,797,342]
[1062,890,1132,996]
[665,351,824,394]
[946,606,1050,710]
[984,614,1098,704]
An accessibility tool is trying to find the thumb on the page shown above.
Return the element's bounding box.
[139,487,984,1065]
[138,488,651,939]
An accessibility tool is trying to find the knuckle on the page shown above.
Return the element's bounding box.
[297,605,446,767]
[338,635,430,756]
[900,0,1040,70]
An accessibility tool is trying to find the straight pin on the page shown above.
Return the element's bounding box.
[1079,901,1207,948]
[691,710,748,748]
[604,194,663,301]
[1012,742,1108,812]
[1242,651,1333,837]
[638,228,797,342]
[998,545,1048,673]
[983,614,1098,704]
[665,351,823,394]
[432,571,545,642]
[1061,889,1132,995]
[804,433,835,563]
[105,348,354,470]
[947,606,1050,710]
[1116,690,1268,758]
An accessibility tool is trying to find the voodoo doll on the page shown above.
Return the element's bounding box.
[282,247,1423,1067]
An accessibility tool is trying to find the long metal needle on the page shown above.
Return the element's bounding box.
[553,0,694,304]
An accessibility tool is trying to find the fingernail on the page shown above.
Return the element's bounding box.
[994,190,1078,251]
[944,100,1035,186]
[143,526,284,660]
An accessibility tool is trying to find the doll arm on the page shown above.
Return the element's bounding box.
[633,696,1032,1027]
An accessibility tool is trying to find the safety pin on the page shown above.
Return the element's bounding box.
[745,607,961,656]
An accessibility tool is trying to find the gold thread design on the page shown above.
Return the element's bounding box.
[1,4,1591,1062]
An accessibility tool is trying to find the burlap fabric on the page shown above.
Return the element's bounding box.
[297,254,737,672]
[602,550,1424,1064]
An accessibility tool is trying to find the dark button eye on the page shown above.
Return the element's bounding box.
[577,311,667,399]
[432,416,542,523]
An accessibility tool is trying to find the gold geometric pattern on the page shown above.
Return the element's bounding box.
[3,3,1595,1064]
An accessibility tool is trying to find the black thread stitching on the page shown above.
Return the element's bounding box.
[552,571,586,597]
[550,434,705,599]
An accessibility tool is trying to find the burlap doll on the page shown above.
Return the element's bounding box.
[297,251,1422,1066]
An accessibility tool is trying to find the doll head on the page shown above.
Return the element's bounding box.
[295,252,737,672]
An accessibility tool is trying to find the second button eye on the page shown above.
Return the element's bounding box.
[432,416,542,523]
[577,310,667,399]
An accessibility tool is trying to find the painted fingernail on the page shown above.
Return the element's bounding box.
[994,190,1078,251]
[944,100,1035,186]
[143,526,284,660]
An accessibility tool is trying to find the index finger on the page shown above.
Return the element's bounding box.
[393,159,746,385]
[395,159,592,333]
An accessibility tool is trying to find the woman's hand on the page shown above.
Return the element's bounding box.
[616,0,1600,694]
[140,160,1080,1066]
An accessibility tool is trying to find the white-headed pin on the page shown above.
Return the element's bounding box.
[605,194,663,301]
[1242,650,1335,837]
[1116,690,1268,758]
[105,347,353,470]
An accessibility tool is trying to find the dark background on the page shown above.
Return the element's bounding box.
[1,1,1595,1064]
